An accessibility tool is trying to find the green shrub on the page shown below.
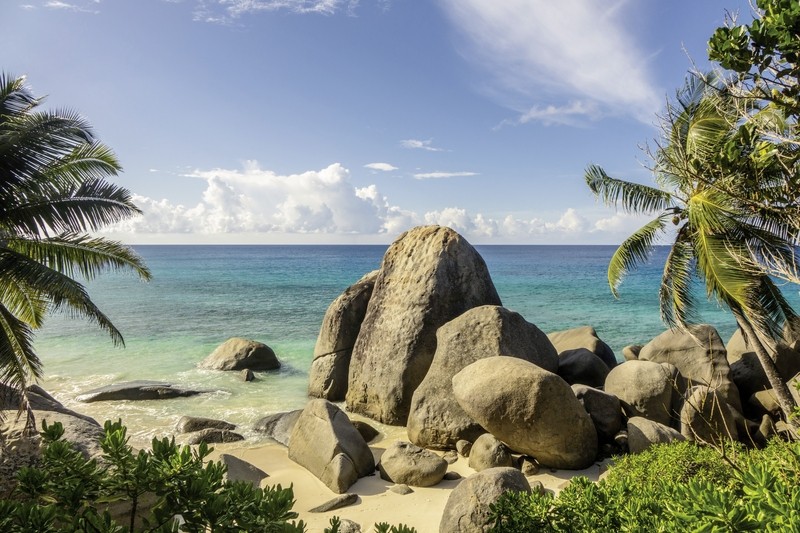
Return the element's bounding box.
[1,420,417,533]
[489,439,800,533]
[1,420,304,532]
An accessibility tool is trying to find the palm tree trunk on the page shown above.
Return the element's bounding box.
[738,317,799,427]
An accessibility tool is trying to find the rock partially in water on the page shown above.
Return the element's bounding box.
[76,381,206,403]
[200,338,281,372]
[176,416,235,434]
[186,428,244,445]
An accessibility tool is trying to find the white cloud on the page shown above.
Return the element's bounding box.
[108,162,650,244]
[400,138,445,152]
[439,0,662,124]
[111,162,408,235]
[191,0,362,23]
[364,162,398,172]
[413,171,478,180]
[501,100,603,128]
[42,0,100,13]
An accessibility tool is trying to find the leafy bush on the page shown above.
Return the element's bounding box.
[1,420,304,532]
[1,420,417,533]
[489,439,800,532]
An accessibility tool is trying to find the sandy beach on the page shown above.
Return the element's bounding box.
[207,423,607,533]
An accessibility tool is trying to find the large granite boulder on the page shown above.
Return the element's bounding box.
[288,400,374,493]
[726,329,800,402]
[76,381,206,402]
[309,271,378,401]
[467,433,513,472]
[346,226,502,425]
[439,467,531,533]
[604,360,680,427]
[253,410,302,446]
[547,326,617,369]
[407,305,558,449]
[378,441,447,487]
[639,325,741,412]
[571,385,622,441]
[199,338,280,371]
[452,357,597,469]
[626,417,685,454]
[680,386,738,445]
[557,348,610,388]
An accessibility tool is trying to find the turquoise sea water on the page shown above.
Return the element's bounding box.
[34,245,800,446]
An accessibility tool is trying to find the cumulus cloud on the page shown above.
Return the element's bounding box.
[191,0,362,23]
[111,162,407,235]
[400,138,446,152]
[438,0,662,124]
[413,171,478,180]
[109,162,644,243]
[364,162,398,172]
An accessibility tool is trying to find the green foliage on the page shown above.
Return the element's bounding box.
[489,439,800,533]
[1,420,306,532]
[586,70,800,419]
[709,0,800,119]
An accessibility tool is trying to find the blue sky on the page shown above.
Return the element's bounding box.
[4,0,753,244]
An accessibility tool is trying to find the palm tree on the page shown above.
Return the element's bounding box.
[0,73,151,418]
[586,73,800,424]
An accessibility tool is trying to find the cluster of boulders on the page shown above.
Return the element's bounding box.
[297,224,800,531]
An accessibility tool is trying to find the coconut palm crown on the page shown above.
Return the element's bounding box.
[0,73,150,412]
[586,73,800,421]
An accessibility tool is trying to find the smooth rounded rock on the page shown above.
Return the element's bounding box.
[200,338,280,371]
[627,417,685,454]
[378,441,447,487]
[176,416,235,434]
[439,467,530,533]
[407,305,558,449]
[453,357,597,469]
[467,433,513,472]
[547,326,617,369]
[558,348,610,388]
[604,360,679,427]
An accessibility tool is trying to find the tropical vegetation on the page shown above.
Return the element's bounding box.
[0,420,416,533]
[585,68,800,422]
[0,73,150,418]
[489,439,800,532]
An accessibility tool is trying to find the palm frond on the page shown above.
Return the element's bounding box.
[607,214,670,297]
[659,227,697,330]
[0,303,41,388]
[7,234,151,281]
[2,178,142,236]
[0,248,124,345]
[0,73,39,118]
[585,165,674,214]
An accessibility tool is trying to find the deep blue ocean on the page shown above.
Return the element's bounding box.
[34,245,800,445]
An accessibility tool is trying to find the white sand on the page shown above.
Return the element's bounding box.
[208,427,606,533]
